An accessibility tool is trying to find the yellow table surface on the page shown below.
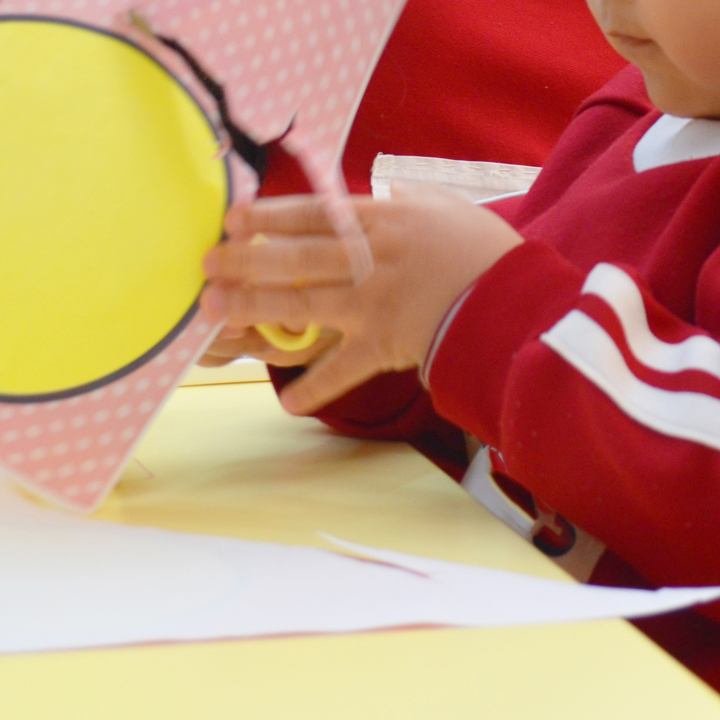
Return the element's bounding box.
[1,380,719,719]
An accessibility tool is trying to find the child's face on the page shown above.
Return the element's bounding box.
[586,0,720,118]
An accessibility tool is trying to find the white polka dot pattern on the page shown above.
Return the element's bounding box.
[0,0,407,510]
[4,0,402,146]
[0,313,217,512]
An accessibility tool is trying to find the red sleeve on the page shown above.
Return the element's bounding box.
[425,240,720,623]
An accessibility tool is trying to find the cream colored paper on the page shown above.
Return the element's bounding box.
[371,154,541,203]
[1,383,719,718]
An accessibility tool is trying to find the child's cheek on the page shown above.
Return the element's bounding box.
[641,0,720,94]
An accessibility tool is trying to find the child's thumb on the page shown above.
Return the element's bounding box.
[278,340,376,416]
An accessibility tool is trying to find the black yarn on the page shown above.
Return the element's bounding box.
[158,35,270,181]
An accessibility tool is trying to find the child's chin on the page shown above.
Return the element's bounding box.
[643,72,717,119]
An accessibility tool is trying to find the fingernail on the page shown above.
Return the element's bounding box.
[280,391,302,416]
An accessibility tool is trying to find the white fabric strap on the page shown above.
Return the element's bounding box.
[462,446,606,583]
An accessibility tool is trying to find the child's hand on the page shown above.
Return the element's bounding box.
[200,185,523,414]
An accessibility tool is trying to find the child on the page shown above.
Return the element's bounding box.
[201,0,720,690]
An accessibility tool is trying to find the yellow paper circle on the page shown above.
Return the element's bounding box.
[0,19,228,399]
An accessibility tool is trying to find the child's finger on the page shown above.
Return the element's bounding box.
[201,281,349,329]
[217,325,248,339]
[199,327,340,369]
[278,339,381,415]
[204,236,353,285]
[196,354,235,368]
[225,195,338,237]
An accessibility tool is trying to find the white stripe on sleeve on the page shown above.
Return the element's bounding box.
[542,310,720,450]
[581,263,720,378]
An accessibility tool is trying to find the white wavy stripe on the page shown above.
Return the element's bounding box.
[541,311,720,450]
[582,263,720,379]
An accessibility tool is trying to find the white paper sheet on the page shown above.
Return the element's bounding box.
[0,481,718,655]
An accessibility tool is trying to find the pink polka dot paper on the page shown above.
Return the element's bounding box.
[0,313,216,512]
[0,0,407,512]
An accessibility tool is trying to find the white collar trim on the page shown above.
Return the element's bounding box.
[633,114,720,173]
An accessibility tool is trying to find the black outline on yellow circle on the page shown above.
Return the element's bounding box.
[0,16,230,403]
